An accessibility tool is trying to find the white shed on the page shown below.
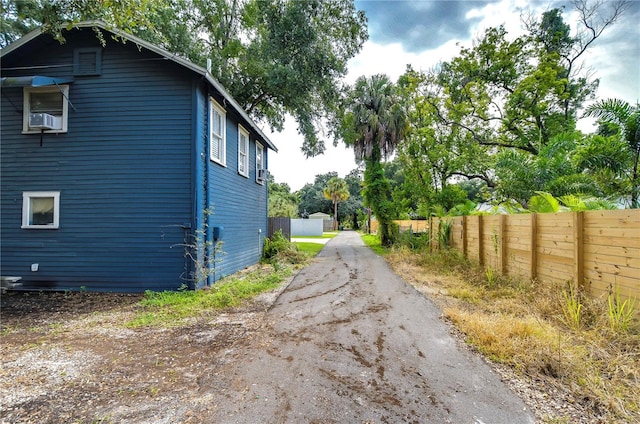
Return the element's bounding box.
[309,212,330,220]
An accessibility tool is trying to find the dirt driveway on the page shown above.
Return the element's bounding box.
[1,231,534,423]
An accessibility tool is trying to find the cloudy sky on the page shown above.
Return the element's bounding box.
[268,0,640,192]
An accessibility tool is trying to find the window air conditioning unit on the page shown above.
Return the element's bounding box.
[29,113,60,130]
[257,169,266,181]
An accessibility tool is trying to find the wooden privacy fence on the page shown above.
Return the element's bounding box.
[370,219,429,233]
[377,211,640,301]
[439,210,640,301]
[268,217,291,241]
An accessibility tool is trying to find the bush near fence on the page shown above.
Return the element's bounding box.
[373,211,640,303]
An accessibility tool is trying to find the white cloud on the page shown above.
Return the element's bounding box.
[347,39,463,82]
[266,117,359,192]
[466,0,532,35]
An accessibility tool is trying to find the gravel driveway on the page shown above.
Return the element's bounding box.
[208,230,535,423]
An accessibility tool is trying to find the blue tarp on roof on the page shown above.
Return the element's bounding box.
[0,75,74,87]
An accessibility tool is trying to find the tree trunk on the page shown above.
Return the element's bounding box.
[364,148,394,246]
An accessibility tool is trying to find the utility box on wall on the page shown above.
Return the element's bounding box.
[213,226,223,241]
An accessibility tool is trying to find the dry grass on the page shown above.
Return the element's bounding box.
[385,246,640,423]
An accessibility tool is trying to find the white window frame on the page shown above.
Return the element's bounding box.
[22,191,60,229]
[256,142,265,185]
[23,85,69,134]
[209,98,226,166]
[238,125,249,177]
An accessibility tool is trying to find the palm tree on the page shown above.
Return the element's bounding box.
[341,74,408,245]
[583,99,640,208]
[528,191,617,212]
[323,177,350,231]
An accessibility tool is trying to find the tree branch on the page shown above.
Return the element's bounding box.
[450,172,496,188]
[427,97,539,155]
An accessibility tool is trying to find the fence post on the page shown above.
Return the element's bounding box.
[478,215,484,266]
[429,217,434,252]
[499,214,507,274]
[573,211,584,289]
[530,213,537,281]
[462,216,468,257]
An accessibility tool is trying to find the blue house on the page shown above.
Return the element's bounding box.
[0,22,277,292]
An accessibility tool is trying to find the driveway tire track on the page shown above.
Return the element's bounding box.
[207,231,535,424]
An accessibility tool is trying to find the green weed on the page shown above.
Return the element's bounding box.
[396,230,430,250]
[485,266,496,288]
[263,230,307,265]
[607,287,637,333]
[361,233,386,255]
[126,268,291,327]
[561,283,583,330]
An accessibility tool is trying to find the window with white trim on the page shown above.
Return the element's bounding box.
[256,142,265,184]
[23,85,69,133]
[238,125,249,177]
[22,191,60,229]
[209,98,226,165]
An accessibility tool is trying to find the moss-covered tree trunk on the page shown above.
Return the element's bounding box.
[364,147,395,246]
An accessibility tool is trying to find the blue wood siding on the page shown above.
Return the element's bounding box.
[206,106,269,282]
[1,31,195,291]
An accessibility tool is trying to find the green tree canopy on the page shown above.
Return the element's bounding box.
[1,0,368,156]
[296,172,337,218]
[397,67,492,216]
[394,2,631,213]
[0,0,162,46]
[581,99,640,207]
[267,174,298,217]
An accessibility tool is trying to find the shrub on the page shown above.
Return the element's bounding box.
[396,230,430,251]
[263,230,290,259]
[263,230,306,265]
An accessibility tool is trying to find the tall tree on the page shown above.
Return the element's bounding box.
[233,0,367,156]
[524,1,629,124]
[340,74,408,245]
[1,0,368,156]
[267,174,298,217]
[398,67,493,215]
[297,172,337,217]
[431,1,627,157]
[323,177,350,230]
[0,0,162,46]
[397,2,629,211]
[340,168,365,229]
[581,99,640,207]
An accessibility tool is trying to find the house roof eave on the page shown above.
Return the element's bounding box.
[0,26,44,56]
[76,22,278,153]
[1,21,278,153]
